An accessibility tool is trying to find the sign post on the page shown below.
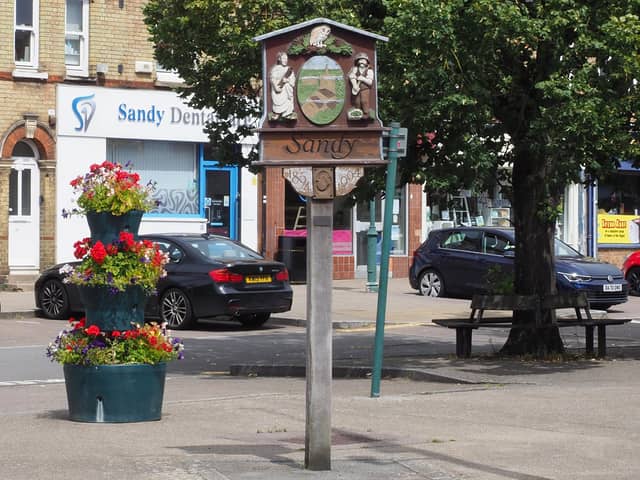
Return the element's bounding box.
[254,18,388,470]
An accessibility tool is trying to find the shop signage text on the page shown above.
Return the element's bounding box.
[117,104,216,128]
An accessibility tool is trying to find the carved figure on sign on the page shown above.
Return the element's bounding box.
[347,52,374,120]
[269,52,297,121]
[309,25,331,48]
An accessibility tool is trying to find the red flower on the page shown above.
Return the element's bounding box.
[78,317,86,327]
[74,245,88,259]
[119,231,135,249]
[89,163,100,172]
[85,325,100,336]
[106,244,118,255]
[149,336,158,346]
[111,330,121,338]
[90,241,107,264]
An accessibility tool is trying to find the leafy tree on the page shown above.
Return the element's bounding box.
[382,0,640,355]
[144,1,640,356]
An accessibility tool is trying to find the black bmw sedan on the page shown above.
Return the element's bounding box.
[35,233,293,329]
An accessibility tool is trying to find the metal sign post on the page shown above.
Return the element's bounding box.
[370,122,400,398]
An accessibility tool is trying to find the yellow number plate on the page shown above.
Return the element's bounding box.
[245,275,272,284]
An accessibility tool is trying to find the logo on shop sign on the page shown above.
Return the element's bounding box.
[72,94,96,132]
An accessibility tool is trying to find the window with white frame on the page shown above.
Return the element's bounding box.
[14,0,38,68]
[107,139,199,215]
[65,0,89,76]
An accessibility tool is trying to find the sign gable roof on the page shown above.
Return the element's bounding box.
[253,17,388,43]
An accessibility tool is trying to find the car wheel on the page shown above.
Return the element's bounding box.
[160,288,194,330]
[626,266,640,296]
[237,313,271,328]
[38,279,70,319]
[418,269,445,297]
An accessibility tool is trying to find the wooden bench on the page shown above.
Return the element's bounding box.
[433,293,632,358]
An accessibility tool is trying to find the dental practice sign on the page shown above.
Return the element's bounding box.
[57,84,214,142]
[253,18,388,173]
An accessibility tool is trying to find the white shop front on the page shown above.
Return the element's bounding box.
[55,84,258,263]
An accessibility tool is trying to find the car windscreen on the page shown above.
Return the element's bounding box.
[554,238,582,258]
[188,239,263,261]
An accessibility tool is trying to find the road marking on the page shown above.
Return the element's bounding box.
[337,323,430,332]
[0,378,64,387]
[0,344,47,350]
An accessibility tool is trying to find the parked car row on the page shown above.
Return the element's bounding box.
[409,227,629,310]
[35,233,293,330]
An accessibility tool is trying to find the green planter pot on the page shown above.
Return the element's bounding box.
[63,363,167,423]
[79,285,147,332]
[86,210,143,245]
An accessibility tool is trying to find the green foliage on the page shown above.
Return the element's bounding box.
[62,234,168,293]
[46,319,184,366]
[485,265,514,295]
[288,33,353,56]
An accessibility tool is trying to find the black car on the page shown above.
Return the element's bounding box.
[35,233,293,329]
[409,227,628,310]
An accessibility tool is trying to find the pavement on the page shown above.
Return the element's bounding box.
[1,278,640,479]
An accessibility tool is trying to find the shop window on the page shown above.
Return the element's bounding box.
[15,0,38,68]
[107,139,198,215]
[283,181,354,255]
[65,0,88,76]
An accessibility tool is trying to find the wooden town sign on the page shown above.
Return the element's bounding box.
[253,18,389,171]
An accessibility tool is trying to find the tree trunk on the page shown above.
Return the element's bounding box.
[500,147,565,356]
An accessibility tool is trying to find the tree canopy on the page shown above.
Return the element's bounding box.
[145,0,640,355]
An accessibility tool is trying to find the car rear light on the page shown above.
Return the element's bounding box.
[275,269,289,281]
[209,268,244,283]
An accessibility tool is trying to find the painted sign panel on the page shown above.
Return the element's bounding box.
[297,56,345,125]
[260,130,382,165]
[254,18,388,167]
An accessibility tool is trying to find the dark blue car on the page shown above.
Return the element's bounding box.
[409,227,628,310]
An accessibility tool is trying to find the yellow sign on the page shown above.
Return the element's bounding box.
[597,214,640,244]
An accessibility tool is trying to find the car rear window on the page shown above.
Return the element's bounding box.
[189,239,263,260]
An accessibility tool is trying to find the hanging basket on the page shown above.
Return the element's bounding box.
[79,285,147,332]
[63,363,166,423]
[85,210,143,245]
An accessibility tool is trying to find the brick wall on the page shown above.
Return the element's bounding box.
[596,248,634,270]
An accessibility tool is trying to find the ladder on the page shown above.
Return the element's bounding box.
[451,196,472,226]
[294,206,306,230]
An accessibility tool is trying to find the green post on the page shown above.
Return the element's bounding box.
[370,122,400,398]
[366,199,378,292]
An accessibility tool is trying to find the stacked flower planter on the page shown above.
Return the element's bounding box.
[64,210,166,423]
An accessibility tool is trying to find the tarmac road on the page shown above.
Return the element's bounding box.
[1,279,640,479]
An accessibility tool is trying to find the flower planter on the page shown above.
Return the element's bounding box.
[79,285,147,331]
[86,209,143,245]
[63,363,167,423]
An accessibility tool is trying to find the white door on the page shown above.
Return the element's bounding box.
[9,144,40,274]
